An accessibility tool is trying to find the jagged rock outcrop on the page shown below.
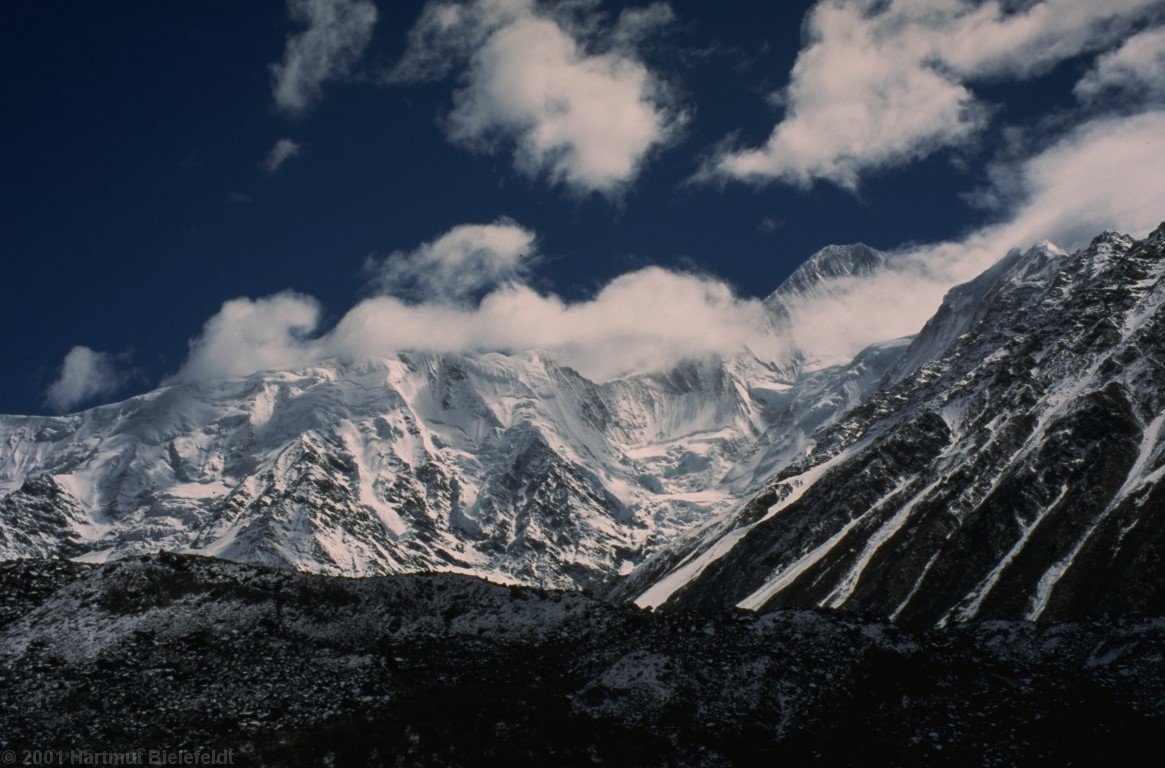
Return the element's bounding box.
[636,225,1165,624]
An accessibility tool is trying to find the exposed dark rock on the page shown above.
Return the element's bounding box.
[648,226,1165,624]
[1,555,1162,766]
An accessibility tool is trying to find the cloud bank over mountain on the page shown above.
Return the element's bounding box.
[161,90,1165,387]
[169,255,781,385]
[781,109,1165,365]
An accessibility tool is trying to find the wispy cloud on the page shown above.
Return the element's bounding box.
[262,138,303,173]
[363,218,536,303]
[271,0,378,114]
[390,0,683,196]
[757,217,784,235]
[1076,25,1165,104]
[45,346,131,413]
[780,109,1165,366]
[707,0,1165,190]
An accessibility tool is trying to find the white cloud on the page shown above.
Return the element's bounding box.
[364,219,536,303]
[983,110,1165,250]
[262,138,302,172]
[164,109,1165,385]
[328,268,780,379]
[167,219,781,384]
[710,0,1165,189]
[170,293,322,383]
[780,109,1165,365]
[45,347,128,413]
[391,0,682,195]
[610,2,675,49]
[1076,25,1165,103]
[271,0,378,114]
[170,269,781,384]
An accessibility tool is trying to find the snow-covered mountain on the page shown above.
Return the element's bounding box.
[0,354,900,590]
[0,243,909,590]
[7,225,1163,624]
[0,353,745,588]
[630,225,1165,624]
[763,243,886,323]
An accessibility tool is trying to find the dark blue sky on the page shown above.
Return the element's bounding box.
[0,0,1139,413]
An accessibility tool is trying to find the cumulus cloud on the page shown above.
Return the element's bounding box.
[163,107,1165,385]
[328,268,779,379]
[1076,25,1165,104]
[169,269,779,384]
[271,0,378,114]
[709,0,1165,189]
[363,219,536,303]
[45,347,129,413]
[262,138,302,172]
[780,109,1165,365]
[167,219,781,384]
[170,293,322,383]
[390,0,682,195]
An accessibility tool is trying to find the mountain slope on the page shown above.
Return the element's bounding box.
[612,336,912,607]
[763,243,886,322]
[0,237,921,592]
[0,353,752,588]
[0,341,901,590]
[636,225,1165,624]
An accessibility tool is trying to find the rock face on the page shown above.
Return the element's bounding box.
[0,476,87,560]
[2,555,1162,766]
[637,225,1165,624]
[0,343,903,591]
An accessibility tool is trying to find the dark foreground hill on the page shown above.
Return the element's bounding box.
[1,554,1163,766]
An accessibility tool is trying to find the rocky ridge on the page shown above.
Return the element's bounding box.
[633,226,1165,625]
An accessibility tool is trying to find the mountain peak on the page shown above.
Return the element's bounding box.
[638,224,1165,625]
[0,346,838,590]
[764,243,886,321]
[772,243,884,296]
[1091,230,1135,248]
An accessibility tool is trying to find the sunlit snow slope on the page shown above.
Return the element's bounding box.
[0,245,905,590]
